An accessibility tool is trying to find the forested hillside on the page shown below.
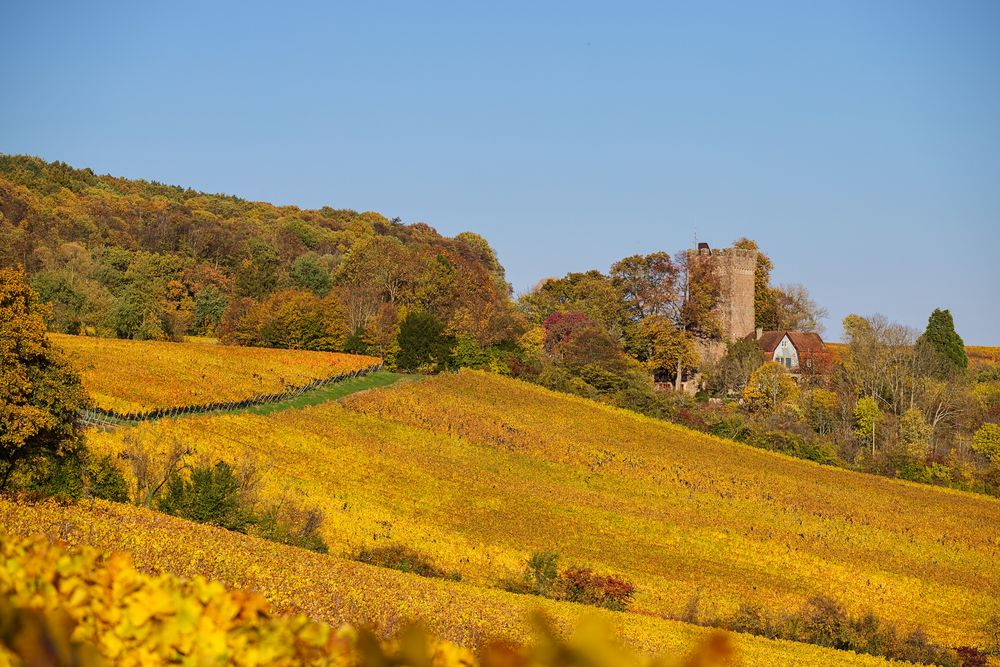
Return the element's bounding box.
[0,155,521,356]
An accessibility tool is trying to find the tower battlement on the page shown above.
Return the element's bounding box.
[693,246,758,262]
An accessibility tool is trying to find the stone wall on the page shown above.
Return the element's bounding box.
[692,246,757,344]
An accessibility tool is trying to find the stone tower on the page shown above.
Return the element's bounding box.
[691,243,757,342]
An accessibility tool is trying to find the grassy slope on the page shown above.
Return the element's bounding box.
[233,371,411,415]
[0,497,902,667]
[84,370,1000,650]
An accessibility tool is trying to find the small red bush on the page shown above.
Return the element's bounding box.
[556,566,635,611]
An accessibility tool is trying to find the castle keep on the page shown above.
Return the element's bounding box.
[691,242,757,342]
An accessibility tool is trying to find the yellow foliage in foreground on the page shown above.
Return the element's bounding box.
[0,499,902,666]
[51,333,380,412]
[1,531,378,666]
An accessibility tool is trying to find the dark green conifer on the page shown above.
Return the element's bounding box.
[920,308,967,372]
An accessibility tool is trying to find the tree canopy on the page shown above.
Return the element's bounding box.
[920,308,968,373]
[0,267,87,489]
[0,155,520,350]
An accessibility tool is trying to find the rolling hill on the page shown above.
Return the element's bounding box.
[7,335,999,664]
[43,334,996,647]
[1,497,902,666]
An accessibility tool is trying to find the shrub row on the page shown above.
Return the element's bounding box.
[685,592,990,667]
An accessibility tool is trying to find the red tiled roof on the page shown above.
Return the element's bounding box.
[754,331,826,356]
[756,331,785,355]
[787,331,826,354]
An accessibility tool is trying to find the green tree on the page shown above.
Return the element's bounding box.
[28,451,129,502]
[854,396,882,456]
[289,253,332,295]
[518,271,628,340]
[638,315,698,384]
[112,285,165,340]
[236,238,281,298]
[342,326,370,355]
[919,308,968,373]
[158,461,249,531]
[30,270,86,334]
[710,338,764,394]
[972,423,1000,465]
[193,286,229,334]
[526,551,560,596]
[803,388,838,435]
[742,362,798,412]
[396,310,453,372]
[898,407,932,460]
[0,267,87,490]
[451,335,510,374]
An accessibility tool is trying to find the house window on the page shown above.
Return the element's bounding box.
[806,358,813,368]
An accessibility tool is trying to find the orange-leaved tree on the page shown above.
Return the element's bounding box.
[0,267,87,490]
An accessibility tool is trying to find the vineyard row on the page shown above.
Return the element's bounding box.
[77,361,384,428]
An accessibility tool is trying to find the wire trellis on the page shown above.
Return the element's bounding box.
[77,361,383,430]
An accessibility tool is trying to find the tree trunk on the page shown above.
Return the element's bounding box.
[872,418,876,457]
[0,459,17,491]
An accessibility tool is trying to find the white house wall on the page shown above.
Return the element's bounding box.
[772,335,799,369]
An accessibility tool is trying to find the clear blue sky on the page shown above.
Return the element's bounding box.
[3,1,998,343]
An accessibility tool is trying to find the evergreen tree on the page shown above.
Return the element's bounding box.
[396,310,453,371]
[920,308,967,372]
[342,326,369,355]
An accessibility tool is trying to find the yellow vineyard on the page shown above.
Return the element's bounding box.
[0,500,900,667]
[968,346,1000,367]
[81,370,1000,650]
[50,333,380,413]
[825,342,998,368]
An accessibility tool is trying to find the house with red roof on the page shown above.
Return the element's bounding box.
[752,329,829,374]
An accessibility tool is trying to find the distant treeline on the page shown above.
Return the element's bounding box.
[0,155,521,363]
